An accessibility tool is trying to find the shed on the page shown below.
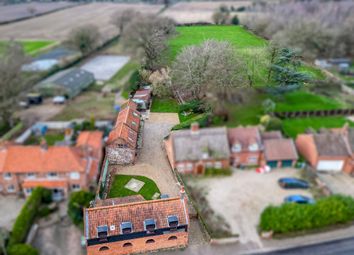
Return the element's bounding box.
[36,68,95,98]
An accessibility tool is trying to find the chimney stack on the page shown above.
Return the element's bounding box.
[190,122,199,136]
[40,138,48,151]
[180,185,186,200]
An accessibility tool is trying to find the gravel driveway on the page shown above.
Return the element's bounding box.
[0,195,25,231]
[112,113,180,196]
[188,169,313,249]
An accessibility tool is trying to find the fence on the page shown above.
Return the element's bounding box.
[274,108,354,119]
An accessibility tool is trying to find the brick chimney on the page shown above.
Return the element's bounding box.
[190,122,199,136]
[180,185,186,200]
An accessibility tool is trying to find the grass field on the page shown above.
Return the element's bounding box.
[0,40,55,55]
[282,117,354,138]
[109,174,160,200]
[150,98,180,113]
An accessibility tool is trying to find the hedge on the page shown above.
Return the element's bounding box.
[8,187,51,246]
[204,168,232,176]
[260,195,354,234]
[68,191,95,226]
[7,244,38,255]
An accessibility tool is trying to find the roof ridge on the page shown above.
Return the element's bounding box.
[87,197,181,212]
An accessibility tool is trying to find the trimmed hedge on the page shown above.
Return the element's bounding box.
[8,187,51,246]
[7,244,38,255]
[205,168,232,176]
[260,195,354,234]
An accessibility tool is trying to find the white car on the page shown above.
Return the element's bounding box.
[53,96,66,104]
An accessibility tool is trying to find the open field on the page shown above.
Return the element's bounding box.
[0,2,79,24]
[161,1,252,24]
[0,40,56,55]
[0,3,163,41]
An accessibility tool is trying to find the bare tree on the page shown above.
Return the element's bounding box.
[0,42,27,127]
[111,9,140,35]
[122,15,175,70]
[68,25,101,55]
[212,10,230,25]
[171,40,248,102]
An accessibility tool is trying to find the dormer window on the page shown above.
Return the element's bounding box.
[167,215,179,228]
[97,225,108,240]
[248,143,259,152]
[120,222,132,234]
[232,143,242,153]
[144,219,156,232]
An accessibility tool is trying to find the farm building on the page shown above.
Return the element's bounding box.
[36,68,95,98]
[81,55,130,82]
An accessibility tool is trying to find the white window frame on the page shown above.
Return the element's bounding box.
[206,162,213,168]
[176,163,185,172]
[70,172,80,180]
[4,173,12,180]
[25,188,33,195]
[186,163,193,171]
[214,161,222,169]
[72,184,81,191]
[7,185,15,193]
[248,143,259,152]
[47,172,58,179]
[26,173,36,179]
[132,121,137,126]
[232,143,242,153]
[248,156,258,164]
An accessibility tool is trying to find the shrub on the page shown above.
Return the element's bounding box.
[267,117,283,131]
[8,187,49,246]
[205,168,232,176]
[178,100,204,114]
[68,191,95,226]
[231,15,240,25]
[7,244,38,255]
[260,195,354,235]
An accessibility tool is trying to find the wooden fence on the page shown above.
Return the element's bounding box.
[274,108,354,119]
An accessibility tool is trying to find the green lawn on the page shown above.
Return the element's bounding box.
[25,133,64,146]
[0,40,56,55]
[282,117,354,138]
[151,98,179,112]
[274,91,344,112]
[108,61,139,90]
[108,174,161,200]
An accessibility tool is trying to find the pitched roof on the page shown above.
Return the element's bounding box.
[22,179,68,189]
[115,107,141,132]
[171,127,230,161]
[120,99,137,111]
[95,195,144,207]
[133,88,151,102]
[1,146,86,173]
[262,131,283,140]
[107,123,138,148]
[84,197,188,240]
[313,132,350,157]
[347,128,354,153]
[228,127,262,150]
[264,139,298,161]
[76,131,103,158]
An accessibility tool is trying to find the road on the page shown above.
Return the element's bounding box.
[255,237,354,255]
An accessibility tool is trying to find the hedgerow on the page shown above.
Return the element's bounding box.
[260,195,354,234]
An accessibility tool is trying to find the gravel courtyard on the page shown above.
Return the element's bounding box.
[0,195,25,231]
[188,169,313,249]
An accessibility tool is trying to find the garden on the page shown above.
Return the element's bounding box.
[0,40,56,56]
[108,174,161,200]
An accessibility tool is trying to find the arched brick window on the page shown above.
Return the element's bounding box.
[123,242,133,248]
[168,236,178,241]
[99,246,109,251]
[146,239,155,244]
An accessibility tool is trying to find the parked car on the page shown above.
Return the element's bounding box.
[53,96,66,104]
[27,93,43,105]
[278,178,309,189]
[284,195,315,204]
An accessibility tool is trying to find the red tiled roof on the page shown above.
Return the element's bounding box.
[133,89,151,102]
[120,99,137,111]
[0,149,6,173]
[115,107,141,133]
[107,123,138,148]
[264,139,298,161]
[22,179,68,189]
[95,195,145,207]
[76,131,103,158]
[228,127,262,151]
[84,197,189,239]
[1,146,86,173]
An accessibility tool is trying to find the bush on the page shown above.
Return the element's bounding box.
[8,188,49,246]
[205,168,232,176]
[68,191,95,226]
[7,244,38,255]
[267,117,283,131]
[171,113,210,131]
[260,195,354,235]
[231,15,239,25]
[178,100,204,114]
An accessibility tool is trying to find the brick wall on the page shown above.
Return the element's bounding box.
[230,151,261,166]
[87,231,188,255]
